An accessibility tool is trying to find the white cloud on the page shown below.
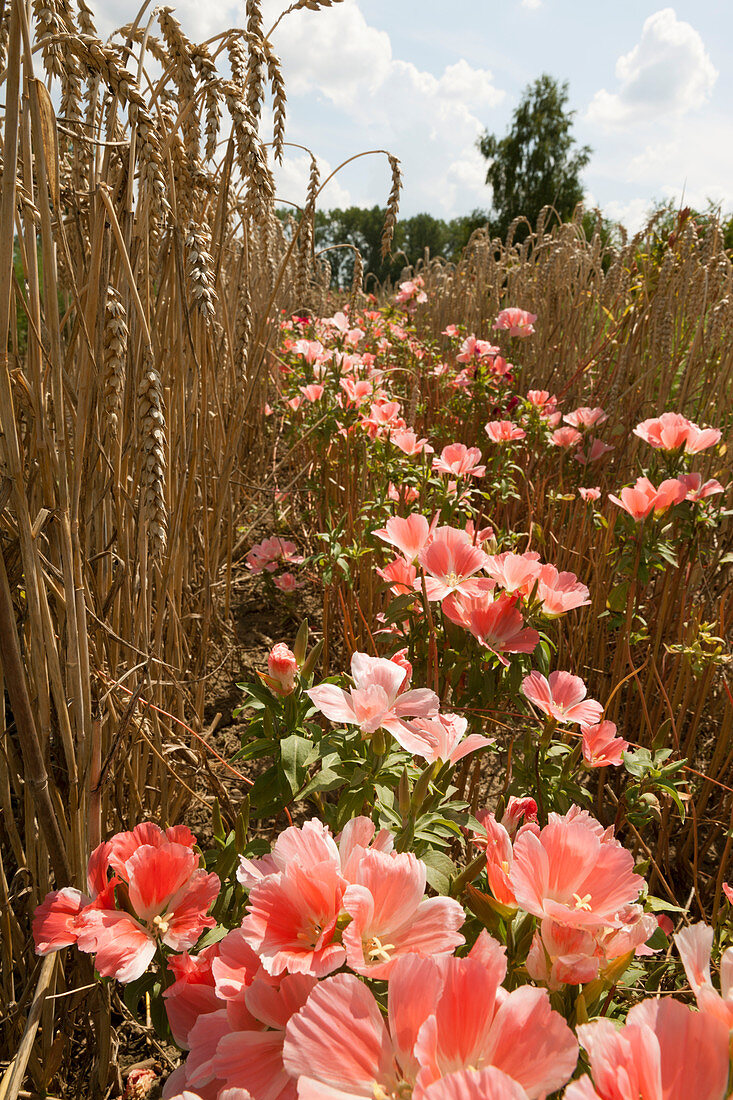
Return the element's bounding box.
[264,1,504,217]
[274,153,352,211]
[521,0,542,9]
[587,8,717,128]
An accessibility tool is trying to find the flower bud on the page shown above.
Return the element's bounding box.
[267,643,298,695]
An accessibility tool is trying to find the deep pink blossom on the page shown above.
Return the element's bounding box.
[443,591,539,663]
[417,527,489,602]
[580,720,629,767]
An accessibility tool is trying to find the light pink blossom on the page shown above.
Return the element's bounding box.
[566,998,730,1100]
[493,308,537,337]
[510,807,644,928]
[307,651,439,747]
[432,443,485,479]
[341,849,465,978]
[521,670,603,726]
[484,420,526,443]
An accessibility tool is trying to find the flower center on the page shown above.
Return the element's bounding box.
[573,893,593,912]
[152,914,169,936]
[297,920,323,949]
[445,571,462,589]
[365,936,395,964]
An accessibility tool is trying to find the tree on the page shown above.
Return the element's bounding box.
[478,74,591,241]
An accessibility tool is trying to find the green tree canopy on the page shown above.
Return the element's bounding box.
[478,73,591,241]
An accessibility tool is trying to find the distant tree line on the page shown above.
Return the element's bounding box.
[279,73,733,290]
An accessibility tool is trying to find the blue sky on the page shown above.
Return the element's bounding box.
[95,0,733,228]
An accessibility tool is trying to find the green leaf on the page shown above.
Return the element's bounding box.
[420,848,459,895]
[280,734,317,796]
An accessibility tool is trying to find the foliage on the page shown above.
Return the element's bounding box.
[478,73,592,240]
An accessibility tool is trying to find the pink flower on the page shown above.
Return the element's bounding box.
[395,278,428,305]
[464,519,495,546]
[307,651,439,747]
[273,572,304,593]
[375,513,432,563]
[574,437,614,465]
[266,644,298,696]
[685,423,723,453]
[163,944,222,1048]
[283,963,431,1099]
[634,412,721,453]
[484,551,541,596]
[416,527,489,602]
[284,948,578,1100]
[376,556,418,596]
[484,420,526,443]
[609,476,686,520]
[534,564,591,617]
[608,477,657,520]
[412,950,578,1098]
[550,426,583,449]
[391,429,434,456]
[509,807,644,928]
[471,813,519,909]
[521,670,603,726]
[432,443,485,479]
[580,720,629,767]
[563,407,608,429]
[675,923,733,1029]
[526,919,600,990]
[402,713,494,766]
[241,858,348,978]
[678,473,725,502]
[213,974,318,1099]
[493,308,537,337]
[361,400,406,439]
[300,384,324,402]
[578,487,601,502]
[443,592,539,664]
[33,888,90,954]
[500,796,538,836]
[74,842,220,983]
[341,849,465,978]
[293,339,326,364]
[387,482,420,504]
[340,377,372,407]
[527,389,556,411]
[566,998,730,1100]
[390,648,413,692]
[236,818,341,890]
[442,324,460,337]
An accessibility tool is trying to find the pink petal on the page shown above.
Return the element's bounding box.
[283,974,395,1093]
